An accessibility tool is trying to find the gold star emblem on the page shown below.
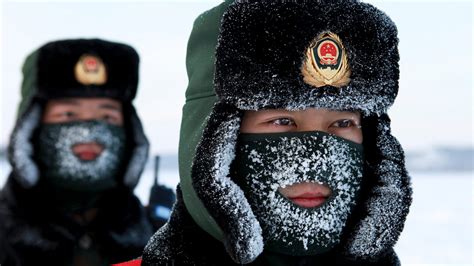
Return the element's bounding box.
[74,54,107,85]
[302,32,351,88]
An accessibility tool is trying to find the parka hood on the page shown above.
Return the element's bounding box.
[178,0,232,243]
[164,0,411,264]
[8,38,149,189]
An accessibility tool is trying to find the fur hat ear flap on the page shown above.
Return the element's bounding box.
[123,106,149,188]
[344,114,412,259]
[8,103,43,188]
[191,101,263,264]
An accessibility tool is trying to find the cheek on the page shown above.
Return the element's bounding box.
[117,118,124,126]
[330,128,363,144]
[240,116,255,133]
[113,114,125,126]
[345,129,363,144]
[114,110,124,124]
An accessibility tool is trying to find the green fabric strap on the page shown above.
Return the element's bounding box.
[18,50,39,119]
[178,0,233,242]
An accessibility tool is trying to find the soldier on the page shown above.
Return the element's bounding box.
[142,0,412,265]
[0,39,154,265]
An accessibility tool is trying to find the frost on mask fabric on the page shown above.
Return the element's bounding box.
[233,131,364,256]
[36,120,126,191]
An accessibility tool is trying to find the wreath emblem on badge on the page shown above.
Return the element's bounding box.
[302,32,351,88]
[74,54,107,86]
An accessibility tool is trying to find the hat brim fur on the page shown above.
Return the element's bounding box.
[215,0,399,115]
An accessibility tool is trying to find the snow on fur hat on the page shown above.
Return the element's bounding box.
[181,0,412,264]
[216,0,399,114]
[8,38,149,189]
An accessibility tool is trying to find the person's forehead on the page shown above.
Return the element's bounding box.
[47,98,122,108]
[251,108,359,115]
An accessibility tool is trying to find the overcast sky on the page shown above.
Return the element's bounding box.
[1,0,472,154]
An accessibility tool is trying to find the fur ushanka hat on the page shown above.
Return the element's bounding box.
[8,39,149,189]
[180,0,412,264]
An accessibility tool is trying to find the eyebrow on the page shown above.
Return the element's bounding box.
[98,103,122,111]
[53,99,81,105]
[339,110,359,114]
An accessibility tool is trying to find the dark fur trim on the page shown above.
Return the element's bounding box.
[123,105,150,188]
[8,103,42,188]
[343,114,412,259]
[35,38,139,101]
[143,187,402,266]
[191,102,263,264]
[215,0,399,115]
[143,187,209,265]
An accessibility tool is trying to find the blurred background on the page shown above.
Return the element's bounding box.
[1,0,472,265]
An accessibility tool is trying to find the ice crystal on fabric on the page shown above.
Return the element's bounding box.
[192,109,263,264]
[345,117,412,258]
[235,132,364,253]
[37,121,125,182]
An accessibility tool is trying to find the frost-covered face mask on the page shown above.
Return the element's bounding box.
[36,120,126,192]
[232,131,364,256]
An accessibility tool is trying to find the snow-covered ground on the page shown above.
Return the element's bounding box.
[0,160,472,265]
[394,172,473,266]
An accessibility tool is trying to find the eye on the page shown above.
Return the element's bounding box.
[102,114,117,123]
[61,111,76,118]
[330,119,358,128]
[271,118,295,127]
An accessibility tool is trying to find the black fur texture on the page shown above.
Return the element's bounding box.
[0,176,153,266]
[215,0,399,115]
[340,114,412,259]
[191,102,263,264]
[142,187,402,266]
[34,39,139,101]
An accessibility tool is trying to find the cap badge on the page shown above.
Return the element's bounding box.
[302,32,351,88]
[74,54,107,85]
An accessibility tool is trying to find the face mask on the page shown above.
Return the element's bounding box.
[36,120,126,192]
[232,131,364,256]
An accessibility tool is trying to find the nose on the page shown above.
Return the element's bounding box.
[78,110,100,122]
[297,122,327,133]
